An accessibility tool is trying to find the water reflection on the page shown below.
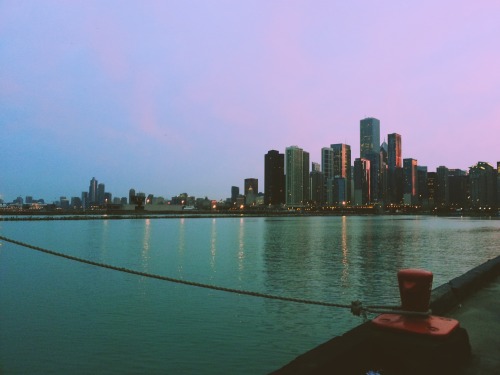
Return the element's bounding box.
[177,218,186,276]
[210,218,217,274]
[341,216,349,287]
[238,218,245,274]
[141,219,151,273]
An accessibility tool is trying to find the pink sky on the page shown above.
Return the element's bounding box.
[1,1,499,201]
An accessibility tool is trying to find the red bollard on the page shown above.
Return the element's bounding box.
[398,269,433,312]
[372,268,460,337]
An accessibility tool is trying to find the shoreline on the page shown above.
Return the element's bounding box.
[0,209,498,221]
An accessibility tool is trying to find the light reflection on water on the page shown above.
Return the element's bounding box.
[0,215,498,374]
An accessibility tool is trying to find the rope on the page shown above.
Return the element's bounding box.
[0,235,430,318]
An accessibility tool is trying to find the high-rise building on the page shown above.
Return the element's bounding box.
[264,150,285,206]
[435,166,449,208]
[417,166,428,207]
[353,158,370,205]
[129,188,136,204]
[379,141,388,203]
[469,162,497,209]
[285,146,309,207]
[427,172,436,207]
[310,162,324,206]
[331,143,352,204]
[244,178,258,206]
[360,118,380,202]
[360,117,381,157]
[89,177,98,205]
[387,133,403,204]
[403,158,418,205]
[231,186,239,204]
[97,183,105,205]
[81,192,89,209]
[71,197,82,209]
[321,147,334,205]
[497,162,500,208]
[388,133,402,169]
[302,151,310,205]
[448,169,468,208]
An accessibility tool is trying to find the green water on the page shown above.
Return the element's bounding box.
[0,216,498,374]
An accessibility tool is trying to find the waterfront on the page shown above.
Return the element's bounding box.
[0,216,498,374]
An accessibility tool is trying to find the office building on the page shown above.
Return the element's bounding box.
[403,158,418,205]
[244,178,258,205]
[332,143,352,204]
[360,118,380,202]
[417,166,428,207]
[353,158,370,205]
[387,133,403,204]
[97,183,105,205]
[435,166,449,207]
[231,186,239,204]
[388,133,402,169]
[264,150,285,206]
[285,146,309,207]
[360,118,381,157]
[448,169,468,208]
[89,177,98,205]
[310,163,324,206]
[129,188,136,204]
[322,147,334,205]
[469,162,497,209]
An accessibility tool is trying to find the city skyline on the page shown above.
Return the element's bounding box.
[2,1,499,202]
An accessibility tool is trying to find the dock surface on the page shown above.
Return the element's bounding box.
[449,274,500,374]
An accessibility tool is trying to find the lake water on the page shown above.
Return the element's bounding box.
[0,215,499,374]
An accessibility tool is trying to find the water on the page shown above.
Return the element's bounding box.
[0,215,498,374]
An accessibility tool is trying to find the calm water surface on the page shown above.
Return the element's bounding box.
[0,215,498,374]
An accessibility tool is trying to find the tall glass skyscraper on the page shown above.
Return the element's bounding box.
[388,133,403,204]
[332,143,352,204]
[321,147,333,204]
[89,177,98,205]
[360,118,380,202]
[285,146,309,207]
[388,133,402,169]
[360,117,380,157]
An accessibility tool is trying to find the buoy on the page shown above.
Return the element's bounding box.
[372,269,460,337]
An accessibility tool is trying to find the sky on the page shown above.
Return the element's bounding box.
[1,1,499,203]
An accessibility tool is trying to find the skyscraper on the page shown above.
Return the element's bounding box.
[388,133,403,204]
[332,143,352,204]
[89,177,98,205]
[354,158,370,205]
[403,158,418,205]
[231,186,239,204]
[97,183,105,205]
[321,147,334,205]
[264,150,285,206]
[469,162,497,209]
[129,188,136,204]
[360,117,381,157]
[360,118,380,202]
[388,133,402,169]
[244,178,258,206]
[310,162,324,206]
[285,146,308,207]
[435,166,449,207]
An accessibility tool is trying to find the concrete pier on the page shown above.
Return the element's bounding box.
[271,255,500,375]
